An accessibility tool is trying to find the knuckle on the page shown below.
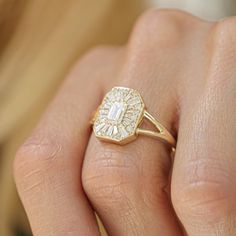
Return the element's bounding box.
[131,9,193,47]
[82,147,139,208]
[174,181,232,218]
[172,159,235,223]
[83,144,169,212]
[14,133,63,192]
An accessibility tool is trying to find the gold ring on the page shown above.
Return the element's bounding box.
[92,87,176,148]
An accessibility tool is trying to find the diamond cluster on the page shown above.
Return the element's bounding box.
[93,87,145,143]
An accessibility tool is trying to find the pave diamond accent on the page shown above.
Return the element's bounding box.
[93,87,145,143]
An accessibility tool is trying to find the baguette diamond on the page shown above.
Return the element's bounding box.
[93,87,145,144]
[107,102,125,121]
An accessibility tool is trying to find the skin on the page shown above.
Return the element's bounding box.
[14,9,236,236]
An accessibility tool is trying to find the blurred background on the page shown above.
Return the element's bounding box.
[0,0,236,235]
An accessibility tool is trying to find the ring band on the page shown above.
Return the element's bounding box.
[92,87,176,148]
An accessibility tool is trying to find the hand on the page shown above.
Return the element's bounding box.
[14,9,236,236]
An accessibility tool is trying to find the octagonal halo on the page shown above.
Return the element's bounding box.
[93,87,145,144]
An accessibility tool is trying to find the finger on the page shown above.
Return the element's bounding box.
[172,19,236,236]
[13,48,119,236]
[82,10,191,236]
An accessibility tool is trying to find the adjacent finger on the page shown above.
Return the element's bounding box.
[13,50,117,236]
[172,19,236,236]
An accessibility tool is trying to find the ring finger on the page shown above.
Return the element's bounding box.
[82,10,188,236]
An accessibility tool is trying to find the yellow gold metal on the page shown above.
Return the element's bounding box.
[92,87,176,148]
[136,110,176,147]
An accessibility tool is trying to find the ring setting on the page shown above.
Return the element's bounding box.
[92,87,176,147]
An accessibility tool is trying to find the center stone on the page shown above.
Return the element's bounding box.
[107,102,125,121]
